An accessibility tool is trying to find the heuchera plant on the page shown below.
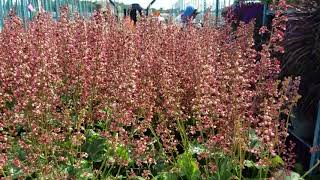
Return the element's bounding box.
[0,0,301,179]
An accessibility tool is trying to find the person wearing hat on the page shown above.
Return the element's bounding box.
[181,6,198,23]
[176,5,199,27]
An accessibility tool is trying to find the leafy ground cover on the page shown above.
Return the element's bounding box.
[0,1,310,179]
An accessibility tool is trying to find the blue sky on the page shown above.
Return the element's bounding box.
[117,0,176,9]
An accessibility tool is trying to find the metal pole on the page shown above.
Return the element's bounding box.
[71,0,74,15]
[262,2,267,26]
[46,0,49,11]
[43,0,46,11]
[6,0,10,14]
[21,0,26,29]
[78,0,82,16]
[12,0,16,15]
[38,0,41,11]
[309,101,320,174]
[48,0,52,13]
[183,0,185,10]
[84,0,87,17]
[88,0,91,15]
[28,0,32,20]
[0,0,3,29]
[215,0,219,26]
[56,0,59,19]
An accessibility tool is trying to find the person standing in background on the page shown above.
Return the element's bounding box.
[176,5,199,27]
[181,5,198,24]
[128,3,143,25]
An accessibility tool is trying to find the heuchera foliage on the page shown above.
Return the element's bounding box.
[0,0,300,179]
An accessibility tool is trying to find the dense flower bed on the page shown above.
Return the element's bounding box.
[0,1,302,179]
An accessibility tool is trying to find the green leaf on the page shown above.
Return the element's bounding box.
[66,165,76,176]
[104,106,113,115]
[48,118,62,128]
[79,160,92,169]
[133,176,147,180]
[271,155,284,168]
[63,160,94,179]
[95,120,107,130]
[177,152,201,180]
[285,171,303,180]
[153,172,179,180]
[189,143,206,155]
[273,170,303,180]
[294,163,304,176]
[116,145,129,161]
[248,128,260,149]
[244,160,255,168]
[17,148,27,162]
[81,129,108,162]
[210,155,234,180]
[5,100,15,110]
[8,166,23,179]
[77,160,94,179]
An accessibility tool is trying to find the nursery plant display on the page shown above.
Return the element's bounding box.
[0,0,312,179]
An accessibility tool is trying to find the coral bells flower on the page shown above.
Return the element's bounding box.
[12,157,22,168]
[0,154,8,170]
[142,170,151,179]
[0,1,299,178]
[71,132,86,146]
[259,26,269,34]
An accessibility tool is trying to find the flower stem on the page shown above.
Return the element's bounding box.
[149,125,167,158]
[1,169,6,177]
[98,156,108,177]
[301,160,320,179]
[177,119,188,149]
[105,164,114,177]
[116,165,122,177]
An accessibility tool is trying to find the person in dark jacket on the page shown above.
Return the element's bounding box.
[128,3,144,25]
